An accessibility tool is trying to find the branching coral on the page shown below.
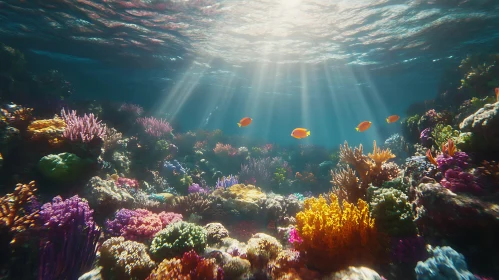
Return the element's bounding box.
[60,108,106,143]
[147,250,223,280]
[295,193,384,273]
[0,181,39,244]
[171,193,214,218]
[100,237,155,280]
[334,141,398,202]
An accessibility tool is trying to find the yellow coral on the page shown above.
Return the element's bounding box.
[368,140,396,169]
[27,116,66,144]
[226,184,266,203]
[295,193,383,273]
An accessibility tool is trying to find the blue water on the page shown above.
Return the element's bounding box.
[1,0,499,148]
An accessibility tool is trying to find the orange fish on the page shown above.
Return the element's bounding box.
[291,128,311,139]
[237,117,252,127]
[386,115,400,123]
[495,87,499,101]
[356,121,372,132]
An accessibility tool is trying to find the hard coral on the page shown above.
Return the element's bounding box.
[246,233,283,270]
[60,108,106,143]
[100,237,155,280]
[295,193,384,273]
[334,141,398,202]
[0,181,39,244]
[147,250,223,280]
[27,116,66,145]
[150,221,207,259]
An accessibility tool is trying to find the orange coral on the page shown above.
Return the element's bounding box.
[426,149,438,166]
[295,193,384,273]
[330,167,358,202]
[335,141,398,202]
[146,250,222,280]
[295,171,316,184]
[0,181,40,244]
[27,116,66,145]
[441,138,456,157]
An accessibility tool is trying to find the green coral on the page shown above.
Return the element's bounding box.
[432,124,471,150]
[272,167,287,186]
[150,221,207,259]
[38,152,90,182]
[381,177,410,194]
[368,187,417,237]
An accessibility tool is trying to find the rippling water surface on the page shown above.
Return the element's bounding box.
[1,0,499,146]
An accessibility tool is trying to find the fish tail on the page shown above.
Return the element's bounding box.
[237,123,241,127]
[355,127,360,131]
[386,118,390,123]
[307,130,311,136]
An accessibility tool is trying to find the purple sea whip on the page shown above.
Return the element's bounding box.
[38,195,101,280]
[60,108,106,142]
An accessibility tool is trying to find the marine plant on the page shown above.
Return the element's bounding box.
[150,221,208,259]
[295,193,383,273]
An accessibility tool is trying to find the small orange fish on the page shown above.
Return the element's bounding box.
[386,115,400,123]
[356,121,372,132]
[237,117,252,127]
[291,128,311,139]
[495,87,499,101]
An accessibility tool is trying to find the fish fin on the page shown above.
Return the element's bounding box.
[355,127,360,131]
[307,131,311,136]
[386,118,390,123]
[237,123,241,127]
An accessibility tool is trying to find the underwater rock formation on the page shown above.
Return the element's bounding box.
[459,101,499,158]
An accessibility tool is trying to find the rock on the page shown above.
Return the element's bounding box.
[459,101,499,157]
[78,267,103,280]
[414,182,499,276]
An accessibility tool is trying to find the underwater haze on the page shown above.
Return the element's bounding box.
[1,0,499,280]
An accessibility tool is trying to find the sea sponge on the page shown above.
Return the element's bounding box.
[150,221,207,259]
[38,152,91,183]
[246,233,283,270]
[295,193,383,273]
[99,237,155,280]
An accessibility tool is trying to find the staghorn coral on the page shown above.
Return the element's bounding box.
[150,221,207,260]
[295,193,383,273]
[99,237,155,280]
[147,250,223,280]
[60,108,106,143]
[0,181,39,244]
[136,116,172,138]
[334,141,398,202]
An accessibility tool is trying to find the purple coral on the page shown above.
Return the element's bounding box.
[136,116,173,138]
[188,183,209,194]
[119,103,144,116]
[420,127,432,147]
[216,175,238,189]
[60,108,106,143]
[440,168,483,195]
[105,208,182,241]
[436,151,470,173]
[38,195,100,280]
[239,157,273,187]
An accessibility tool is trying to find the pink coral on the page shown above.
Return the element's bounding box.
[116,177,140,189]
[136,116,173,138]
[213,143,237,156]
[288,228,303,245]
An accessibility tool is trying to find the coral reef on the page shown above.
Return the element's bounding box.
[204,223,229,245]
[415,246,480,280]
[147,250,223,280]
[150,221,207,259]
[99,237,155,279]
[295,193,384,273]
